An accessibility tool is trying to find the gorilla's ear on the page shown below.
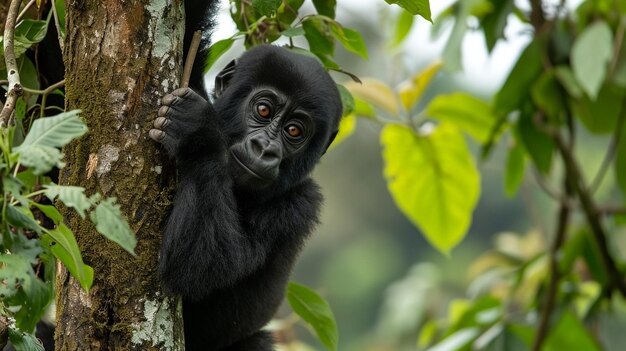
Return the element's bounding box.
[322,130,339,155]
[214,59,237,97]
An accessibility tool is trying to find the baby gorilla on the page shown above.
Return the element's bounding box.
[149,45,342,350]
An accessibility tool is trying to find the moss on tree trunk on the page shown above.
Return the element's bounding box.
[56,1,185,349]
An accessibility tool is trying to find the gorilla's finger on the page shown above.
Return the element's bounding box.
[158,105,170,117]
[172,87,193,97]
[149,129,165,142]
[161,94,177,106]
[154,117,169,129]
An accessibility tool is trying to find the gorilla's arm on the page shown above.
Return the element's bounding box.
[152,88,321,301]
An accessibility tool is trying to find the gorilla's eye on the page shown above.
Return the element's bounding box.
[256,103,272,118]
[285,125,302,138]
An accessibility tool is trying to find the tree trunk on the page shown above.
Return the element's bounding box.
[56,1,185,349]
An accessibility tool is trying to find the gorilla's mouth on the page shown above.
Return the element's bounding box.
[230,150,275,182]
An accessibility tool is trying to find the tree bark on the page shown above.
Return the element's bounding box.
[56,0,185,349]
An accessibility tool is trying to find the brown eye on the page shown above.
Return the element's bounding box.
[256,103,271,118]
[285,125,302,138]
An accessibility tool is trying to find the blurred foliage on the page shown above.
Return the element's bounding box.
[318,0,626,350]
[223,0,626,350]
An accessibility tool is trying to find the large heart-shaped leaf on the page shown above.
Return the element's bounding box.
[381,123,480,254]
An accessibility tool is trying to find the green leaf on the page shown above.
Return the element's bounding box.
[426,328,480,351]
[303,18,335,56]
[554,66,584,98]
[15,19,48,44]
[353,96,376,119]
[54,0,66,40]
[45,223,94,291]
[15,145,64,175]
[10,233,43,266]
[312,0,336,18]
[90,198,137,255]
[3,175,29,207]
[287,282,338,351]
[616,118,626,199]
[13,274,50,333]
[281,26,305,37]
[330,24,368,59]
[543,312,601,351]
[44,185,92,218]
[0,254,32,298]
[571,83,624,134]
[481,324,530,351]
[494,39,543,115]
[571,20,613,100]
[336,84,354,116]
[344,79,399,115]
[531,69,565,120]
[480,0,514,52]
[504,141,525,197]
[16,110,87,149]
[398,61,443,111]
[0,19,50,66]
[426,93,497,143]
[204,38,235,73]
[6,205,41,234]
[32,203,63,224]
[385,0,432,22]
[14,110,87,174]
[381,123,480,254]
[515,108,554,174]
[8,327,45,351]
[251,0,281,16]
[391,10,414,47]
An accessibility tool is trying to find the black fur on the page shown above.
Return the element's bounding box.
[152,5,343,349]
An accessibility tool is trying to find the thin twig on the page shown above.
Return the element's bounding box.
[37,80,65,119]
[181,31,202,89]
[589,101,626,193]
[51,0,64,51]
[0,0,24,128]
[532,175,571,351]
[16,0,35,23]
[531,168,576,208]
[21,79,65,96]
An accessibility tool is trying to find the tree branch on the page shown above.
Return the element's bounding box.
[0,0,24,128]
[532,172,572,351]
[553,132,626,297]
[530,0,545,31]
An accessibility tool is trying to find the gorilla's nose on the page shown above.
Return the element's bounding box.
[248,136,283,165]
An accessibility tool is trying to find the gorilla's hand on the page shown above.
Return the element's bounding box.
[149,87,215,159]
